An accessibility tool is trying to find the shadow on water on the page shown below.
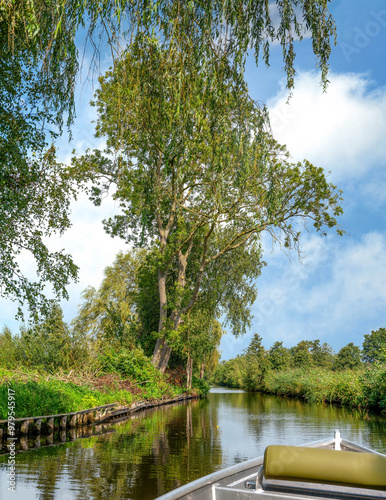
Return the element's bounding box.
[0,391,385,499]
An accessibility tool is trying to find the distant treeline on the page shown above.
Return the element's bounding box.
[212,329,386,413]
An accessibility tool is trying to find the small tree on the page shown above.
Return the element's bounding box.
[362,328,386,364]
[291,340,314,368]
[72,250,145,348]
[243,334,269,390]
[268,341,291,371]
[16,304,87,371]
[333,343,362,371]
[182,311,223,389]
[311,340,334,368]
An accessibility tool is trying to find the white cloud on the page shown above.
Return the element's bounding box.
[311,232,386,322]
[220,231,386,357]
[268,72,386,181]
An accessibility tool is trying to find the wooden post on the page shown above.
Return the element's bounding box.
[47,418,54,433]
[20,420,30,434]
[69,414,77,428]
[60,416,67,430]
[0,427,3,439]
[47,434,54,445]
[69,429,76,440]
[87,412,94,424]
[60,430,66,442]
[35,419,42,433]
[34,435,40,448]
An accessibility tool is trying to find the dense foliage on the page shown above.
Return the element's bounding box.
[0,252,215,418]
[212,330,386,413]
[0,1,79,316]
[0,0,337,316]
[71,32,343,373]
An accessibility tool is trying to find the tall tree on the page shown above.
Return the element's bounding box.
[71,35,343,372]
[268,341,291,371]
[1,1,337,312]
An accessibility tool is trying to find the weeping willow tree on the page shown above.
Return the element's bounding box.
[70,33,343,372]
[1,0,336,315]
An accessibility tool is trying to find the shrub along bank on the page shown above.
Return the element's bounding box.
[213,363,386,413]
[0,347,209,420]
[261,364,386,412]
[212,332,386,414]
[0,305,210,420]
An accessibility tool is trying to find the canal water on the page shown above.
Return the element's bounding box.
[1,388,385,499]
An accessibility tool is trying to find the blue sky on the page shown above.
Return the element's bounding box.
[1,1,385,360]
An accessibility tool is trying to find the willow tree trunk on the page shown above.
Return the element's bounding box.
[152,249,190,373]
[152,269,172,373]
[200,359,205,379]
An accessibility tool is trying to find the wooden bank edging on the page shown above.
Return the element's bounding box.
[0,393,198,438]
[100,393,198,424]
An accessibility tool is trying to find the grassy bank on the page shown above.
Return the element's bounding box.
[0,349,209,420]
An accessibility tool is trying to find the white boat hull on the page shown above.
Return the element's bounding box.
[156,432,386,500]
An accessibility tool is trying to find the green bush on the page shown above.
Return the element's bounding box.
[99,346,162,382]
[261,368,364,406]
[99,346,186,399]
[191,376,210,395]
[360,362,386,411]
[0,306,92,373]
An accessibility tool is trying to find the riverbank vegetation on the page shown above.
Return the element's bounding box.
[212,330,386,413]
[0,283,211,419]
[1,3,344,418]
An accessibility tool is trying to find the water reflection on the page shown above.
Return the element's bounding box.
[0,391,385,500]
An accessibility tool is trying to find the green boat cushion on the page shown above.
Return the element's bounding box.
[263,445,386,490]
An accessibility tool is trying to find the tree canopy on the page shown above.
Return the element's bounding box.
[0,2,79,316]
[1,0,337,315]
[71,34,343,372]
[362,328,386,364]
[333,342,362,371]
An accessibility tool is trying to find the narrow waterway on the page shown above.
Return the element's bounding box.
[1,389,385,499]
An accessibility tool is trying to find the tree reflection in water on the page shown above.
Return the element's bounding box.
[0,392,385,500]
